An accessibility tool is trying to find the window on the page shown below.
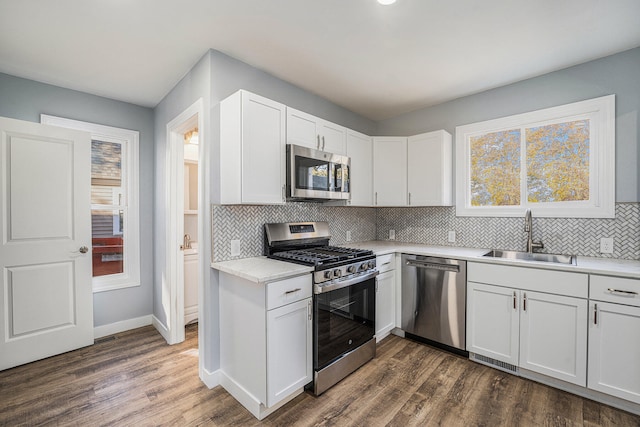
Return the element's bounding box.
[455,95,615,218]
[41,115,140,292]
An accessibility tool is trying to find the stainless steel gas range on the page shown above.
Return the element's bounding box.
[264,221,378,395]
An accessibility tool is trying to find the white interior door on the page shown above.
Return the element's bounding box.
[0,116,93,371]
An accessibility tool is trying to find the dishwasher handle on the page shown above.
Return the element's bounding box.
[405,260,460,273]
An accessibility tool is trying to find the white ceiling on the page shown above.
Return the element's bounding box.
[1,0,639,120]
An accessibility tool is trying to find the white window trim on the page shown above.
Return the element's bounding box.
[41,114,140,292]
[455,95,615,218]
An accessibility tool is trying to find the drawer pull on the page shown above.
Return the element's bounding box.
[513,291,517,310]
[594,303,598,325]
[285,288,301,295]
[523,292,527,311]
[607,288,638,296]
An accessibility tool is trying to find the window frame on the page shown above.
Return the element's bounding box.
[455,95,615,218]
[41,114,140,292]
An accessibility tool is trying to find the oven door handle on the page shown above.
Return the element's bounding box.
[314,270,379,294]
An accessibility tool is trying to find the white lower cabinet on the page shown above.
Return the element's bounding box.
[519,291,587,386]
[266,298,313,406]
[375,254,396,341]
[219,272,312,420]
[467,263,588,387]
[588,275,640,404]
[467,282,519,366]
[375,271,395,341]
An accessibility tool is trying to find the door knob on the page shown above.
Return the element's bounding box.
[79,246,89,254]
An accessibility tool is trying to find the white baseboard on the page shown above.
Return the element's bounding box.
[94,315,152,339]
[200,367,220,389]
[152,315,171,343]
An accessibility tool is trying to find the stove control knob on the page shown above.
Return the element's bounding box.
[360,263,367,271]
[367,262,375,270]
[324,270,332,280]
[333,269,342,278]
[346,265,356,274]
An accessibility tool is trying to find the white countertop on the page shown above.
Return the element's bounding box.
[211,256,313,284]
[211,241,640,283]
[343,240,640,279]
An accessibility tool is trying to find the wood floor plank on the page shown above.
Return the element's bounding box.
[1,326,639,426]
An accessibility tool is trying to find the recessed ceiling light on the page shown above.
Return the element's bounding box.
[377,0,396,5]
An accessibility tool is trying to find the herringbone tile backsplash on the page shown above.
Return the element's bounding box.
[211,202,640,262]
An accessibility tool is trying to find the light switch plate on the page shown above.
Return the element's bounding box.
[448,231,456,243]
[389,229,396,240]
[230,239,241,257]
[346,230,352,242]
[600,237,614,254]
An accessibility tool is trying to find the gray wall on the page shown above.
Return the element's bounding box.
[0,72,155,327]
[152,53,211,331]
[377,47,640,203]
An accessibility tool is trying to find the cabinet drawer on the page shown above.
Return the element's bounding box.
[267,274,312,310]
[590,275,640,307]
[377,253,395,273]
[468,262,588,298]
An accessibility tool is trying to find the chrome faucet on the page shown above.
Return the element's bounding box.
[183,234,192,250]
[524,209,543,253]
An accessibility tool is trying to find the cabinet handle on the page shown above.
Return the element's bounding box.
[594,303,598,325]
[308,300,312,321]
[282,184,286,202]
[322,136,325,151]
[607,288,638,296]
[523,292,527,311]
[408,192,411,205]
[317,135,321,150]
[375,192,378,205]
[285,288,301,295]
[375,278,379,292]
[513,291,517,310]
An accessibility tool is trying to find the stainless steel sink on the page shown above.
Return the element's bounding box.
[483,250,576,265]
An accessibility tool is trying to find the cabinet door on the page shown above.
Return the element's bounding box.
[318,120,346,155]
[346,130,373,206]
[467,282,519,365]
[375,270,395,341]
[588,301,640,404]
[266,298,312,407]
[519,291,587,386]
[286,108,319,150]
[372,137,407,206]
[407,131,452,206]
[241,93,286,204]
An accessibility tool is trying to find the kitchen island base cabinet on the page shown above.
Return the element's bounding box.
[219,272,312,420]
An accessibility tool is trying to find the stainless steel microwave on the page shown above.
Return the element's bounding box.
[287,144,350,201]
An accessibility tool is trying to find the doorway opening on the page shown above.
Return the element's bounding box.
[183,127,199,328]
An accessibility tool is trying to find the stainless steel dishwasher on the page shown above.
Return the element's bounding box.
[401,254,467,354]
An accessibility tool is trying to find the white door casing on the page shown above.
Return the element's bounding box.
[0,116,93,371]
[165,99,204,345]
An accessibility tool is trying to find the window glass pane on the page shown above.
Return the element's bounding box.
[526,120,589,203]
[91,209,124,277]
[91,140,122,205]
[470,130,521,206]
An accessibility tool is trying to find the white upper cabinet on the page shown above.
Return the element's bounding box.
[346,130,373,206]
[372,131,452,207]
[407,130,452,206]
[373,137,408,206]
[219,90,286,205]
[286,107,346,155]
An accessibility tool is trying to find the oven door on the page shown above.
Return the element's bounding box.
[313,276,375,370]
[287,144,350,200]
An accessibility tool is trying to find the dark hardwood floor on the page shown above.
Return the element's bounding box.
[1,324,638,426]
